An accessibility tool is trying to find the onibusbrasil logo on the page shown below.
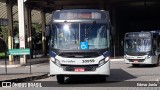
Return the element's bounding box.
[1,82,42,88]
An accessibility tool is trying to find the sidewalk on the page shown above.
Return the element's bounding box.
[0,57,49,68]
[110,56,124,61]
[0,57,49,82]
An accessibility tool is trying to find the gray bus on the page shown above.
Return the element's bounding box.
[49,9,111,83]
[124,31,160,67]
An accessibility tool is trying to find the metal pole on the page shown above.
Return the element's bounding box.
[114,45,115,59]
[41,10,46,56]
[5,51,7,74]
[30,57,31,74]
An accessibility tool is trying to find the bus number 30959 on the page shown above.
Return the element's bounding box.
[82,59,95,63]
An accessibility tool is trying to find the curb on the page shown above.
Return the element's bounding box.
[0,60,49,68]
[110,59,124,61]
[0,73,49,83]
[0,64,22,68]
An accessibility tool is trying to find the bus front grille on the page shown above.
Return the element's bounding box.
[128,59,145,62]
[61,64,98,71]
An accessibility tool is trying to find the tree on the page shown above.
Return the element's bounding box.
[32,23,42,50]
[0,26,8,44]
[13,22,19,37]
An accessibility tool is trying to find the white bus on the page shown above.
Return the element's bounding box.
[124,31,160,67]
[49,9,111,83]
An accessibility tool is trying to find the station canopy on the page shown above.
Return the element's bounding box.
[0,0,156,25]
[0,0,124,25]
[0,1,52,25]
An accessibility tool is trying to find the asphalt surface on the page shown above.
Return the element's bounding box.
[36,61,160,82]
[1,60,160,90]
[33,61,160,89]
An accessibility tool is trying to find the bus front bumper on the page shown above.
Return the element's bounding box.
[124,55,158,64]
[50,60,110,76]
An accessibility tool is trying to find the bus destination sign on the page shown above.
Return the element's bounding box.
[59,12,101,19]
[126,32,151,38]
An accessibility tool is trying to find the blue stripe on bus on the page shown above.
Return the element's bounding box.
[103,51,110,57]
[49,51,56,58]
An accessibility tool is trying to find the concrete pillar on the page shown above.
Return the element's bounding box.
[111,7,118,56]
[6,0,13,62]
[111,7,117,45]
[26,5,33,58]
[18,0,26,64]
[41,10,46,56]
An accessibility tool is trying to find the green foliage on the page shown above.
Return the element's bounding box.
[0,22,19,44]
[0,22,42,50]
[32,23,42,50]
[0,26,8,43]
[0,52,5,57]
[0,52,5,58]
[32,23,41,33]
[13,21,19,37]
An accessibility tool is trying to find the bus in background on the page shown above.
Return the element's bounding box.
[124,31,160,67]
[49,9,111,83]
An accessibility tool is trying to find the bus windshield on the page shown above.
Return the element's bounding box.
[124,38,151,53]
[50,23,110,50]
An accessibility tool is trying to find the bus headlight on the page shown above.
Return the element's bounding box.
[50,57,55,62]
[50,57,61,67]
[146,52,151,59]
[99,59,105,66]
[147,55,151,59]
[98,57,110,67]
[55,59,61,67]
[124,55,127,59]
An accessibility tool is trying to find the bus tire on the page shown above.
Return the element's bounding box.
[132,64,139,67]
[56,75,64,84]
[155,57,160,67]
[99,75,107,82]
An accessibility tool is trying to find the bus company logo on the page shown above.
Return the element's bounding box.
[127,56,135,59]
[2,82,12,88]
[61,60,75,63]
[1,82,42,87]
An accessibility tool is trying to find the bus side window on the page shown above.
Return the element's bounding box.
[153,39,157,50]
[157,38,160,52]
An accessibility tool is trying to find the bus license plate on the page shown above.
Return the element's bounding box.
[134,60,138,62]
[74,68,85,72]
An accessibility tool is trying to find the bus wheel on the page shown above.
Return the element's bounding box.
[155,57,160,67]
[99,75,107,82]
[132,64,139,67]
[56,75,64,84]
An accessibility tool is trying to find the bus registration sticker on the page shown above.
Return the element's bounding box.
[74,68,85,72]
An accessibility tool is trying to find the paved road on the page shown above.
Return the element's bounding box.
[35,61,160,88]
[37,61,160,82]
[2,61,160,90]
